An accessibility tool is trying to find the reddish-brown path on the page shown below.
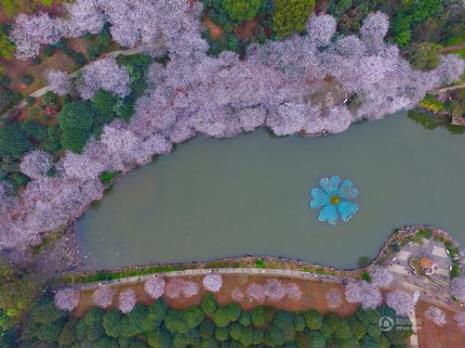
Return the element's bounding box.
[74,274,357,317]
[415,300,465,348]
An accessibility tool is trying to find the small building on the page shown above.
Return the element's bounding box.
[419,257,437,275]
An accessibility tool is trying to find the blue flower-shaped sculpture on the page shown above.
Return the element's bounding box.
[309,175,359,225]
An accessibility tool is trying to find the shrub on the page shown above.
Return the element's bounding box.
[42,91,58,106]
[357,256,371,268]
[21,75,34,85]
[272,0,315,38]
[419,94,444,113]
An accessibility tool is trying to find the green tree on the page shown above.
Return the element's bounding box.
[222,0,262,22]
[0,258,41,324]
[251,306,266,327]
[75,308,105,343]
[311,333,326,348]
[214,326,229,342]
[201,293,218,316]
[58,319,78,347]
[92,90,118,122]
[102,309,122,338]
[0,124,32,158]
[165,309,190,334]
[20,120,48,143]
[409,42,441,71]
[268,311,296,346]
[58,101,96,153]
[184,306,205,329]
[199,319,216,339]
[0,29,15,59]
[303,309,322,330]
[272,0,315,38]
[142,300,167,332]
[147,328,172,348]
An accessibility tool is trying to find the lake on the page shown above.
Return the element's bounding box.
[77,112,465,269]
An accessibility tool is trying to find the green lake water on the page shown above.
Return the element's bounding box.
[77,112,465,269]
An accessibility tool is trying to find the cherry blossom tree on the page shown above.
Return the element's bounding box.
[203,274,223,293]
[183,281,199,298]
[425,306,446,326]
[231,287,244,302]
[286,282,302,301]
[451,277,465,302]
[360,11,389,52]
[54,288,80,311]
[386,290,415,316]
[92,285,114,308]
[165,278,199,299]
[165,278,184,299]
[345,280,382,309]
[307,15,337,47]
[0,181,16,216]
[60,151,105,180]
[246,283,266,303]
[46,69,72,96]
[20,150,53,180]
[78,57,130,99]
[11,12,62,59]
[454,311,465,331]
[118,288,136,313]
[144,277,165,299]
[264,279,287,302]
[326,288,343,309]
[63,0,104,38]
[370,266,394,288]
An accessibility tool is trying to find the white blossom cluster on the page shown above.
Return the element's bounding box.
[118,288,136,313]
[78,58,131,99]
[451,277,465,302]
[245,280,302,303]
[46,69,72,96]
[165,278,199,299]
[424,306,446,326]
[92,285,115,308]
[326,288,343,309]
[202,274,223,293]
[370,266,394,288]
[144,276,165,299]
[10,0,205,60]
[1,1,464,252]
[54,287,80,311]
[386,290,415,316]
[344,280,382,309]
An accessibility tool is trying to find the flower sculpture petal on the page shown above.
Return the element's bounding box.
[309,175,359,225]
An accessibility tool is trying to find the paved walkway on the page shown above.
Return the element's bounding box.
[72,267,345,291]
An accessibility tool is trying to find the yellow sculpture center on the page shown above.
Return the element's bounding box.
[330,195,341,205]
